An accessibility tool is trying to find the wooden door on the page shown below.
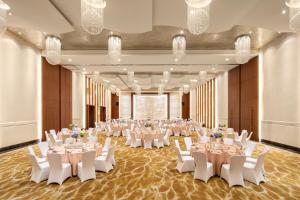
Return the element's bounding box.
[111,94,119,119]
[182,93,190,119]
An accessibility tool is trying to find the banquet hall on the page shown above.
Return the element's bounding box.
[0,0,299,199]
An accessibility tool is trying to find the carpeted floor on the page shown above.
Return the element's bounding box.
[0,133,299,200]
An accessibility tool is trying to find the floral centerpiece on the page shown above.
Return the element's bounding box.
[69,123,77,131]
[210,131,224,143]
[71,132,78,139]
[80,130,86,138]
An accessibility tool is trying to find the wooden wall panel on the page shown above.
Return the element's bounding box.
[111,94,119,119]
[228,57,259,141]
[42,57,72,141]
[182,92,190,119]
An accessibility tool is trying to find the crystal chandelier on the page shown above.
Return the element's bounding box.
[45,36,61,65]
[186,0,211,35]
[286,0,300,31]
[81,0,106,35]
[235,35,251,64]
[183,85,190,94]
[172,35,186,59]
[0,0,10,35]
[108,35,122,62]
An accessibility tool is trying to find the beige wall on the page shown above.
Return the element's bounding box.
[216,72,228,128]
[72,72,84,128]
[190,89,196,120]
[0,32,41,148]
[261,33,300,148]
[119,92,131,119]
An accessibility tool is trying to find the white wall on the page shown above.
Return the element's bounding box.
[0,32,41,148]
[72,72,84,128]
[261,33,300,148]
[216,72,228,128]
[119,92,131,119]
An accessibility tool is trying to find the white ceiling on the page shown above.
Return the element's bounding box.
[3,0,288,90]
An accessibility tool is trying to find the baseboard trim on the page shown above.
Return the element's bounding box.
[0,139,40,154]
[261,139,300,154]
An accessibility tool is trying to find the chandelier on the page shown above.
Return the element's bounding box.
[183,85,190,94]
[286,0,300,31]
[0,0,10,35]
[186,0,211,35]
[108,35,122,62]
[172,35,186,59]
[81,0,106,35]
[45,36,61,65]
[235,35,251,64]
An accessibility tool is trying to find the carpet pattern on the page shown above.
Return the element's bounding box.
[0,134,299,200]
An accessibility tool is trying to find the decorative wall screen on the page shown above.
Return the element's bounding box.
[133,94,168,120]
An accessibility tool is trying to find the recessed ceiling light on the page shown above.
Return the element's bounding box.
[123,68,127,71]
[212,67,216,71]
[170,67,174,71]
[110,31,113,35]
[225,58,230,61]
[43,32,47,35]
[249,31,252,34]
[118,58,121,62]
[68,58,72,62]
[94,71,99,74]
[180,30,184,34]
[8,12,12,16]
[174,58,179,62]
[134,80,138,83]
[18,32,22,35]
[190,79,198,83]
[282,9,286,15]
[83,68,86,71]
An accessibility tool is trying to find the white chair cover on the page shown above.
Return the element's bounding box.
[78,150,96,182]
[221,155,246,187]
[193,151,213,183]
[47,153,71,185]
[28,154,49,183]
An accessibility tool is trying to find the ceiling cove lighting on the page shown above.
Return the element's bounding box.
[0,0,10,35]
[286,0,300,31]
[163,71,170,82]
[235,35,251,64]
[108,35,122,62]
[172,35,186,59]
[45,36,61,65]
[81,0,106,35]
[185,0,212,35]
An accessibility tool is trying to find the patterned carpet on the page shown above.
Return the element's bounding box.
[0,134,299,200]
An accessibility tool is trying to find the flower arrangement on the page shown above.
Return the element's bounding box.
[69,123,77,130]
[80,130,86,138]
[210,131,224,139]
[71,132,78,139]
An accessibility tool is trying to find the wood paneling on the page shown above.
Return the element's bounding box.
[111,94,119,119]
[228,57,259,141]
[42,57,72,141]
[182,92,190,119]
[195,79,216,128]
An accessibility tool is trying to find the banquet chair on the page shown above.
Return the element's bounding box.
[102,141,117,165]
[200,127,208,136]
[163,129,171,146]
[243,151,267,185]
[223,138,234,145]
[49,129,57,137]
[220,155,246,187]
[88,128,94,136]
[106,125,113,137]
[28,146,47,163]
[184,137,193,151]
[246,146,269,166]
[181,127,190,137]
[61,128,68,134]
[78,150,96,182]
[88,136,97,143]
[124,129,131,146]
[144,134,153,149]
[236,131,248,144]
[226,128,234,133]
[95,146,115,173]
[174,140,190,156]
[200,136,210,144]
[193,152,213,183]
[173,128,181,137]
[48,132,63,146]
[244,141,257,157]
[37,142,49,158]
[130,131,142,148]
[65,137,74,144]
[153,133,164,149]
[113,129,121,137]
[226,133,236,140]
[102,137,112,153]
[175,147,195,173]
[47,153,71,185]
[246,132,253,141]
[28,154,50,183]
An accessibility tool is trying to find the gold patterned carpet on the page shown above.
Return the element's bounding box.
[0,134,299,200]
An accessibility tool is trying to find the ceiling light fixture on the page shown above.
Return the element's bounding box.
[183,84,190,94]
[172,35,186,60]
[225,58,230,61]
[45,36,61,65]
[286,0,300,31]
[68,58,72,62]
[170,67,174,71]
[235,35,251,64]
[282,9,287,14]
[81,0,106,35]
[108,35,122,62]
[185,0,212,35]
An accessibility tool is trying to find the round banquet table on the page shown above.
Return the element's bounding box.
[190,143,244,176]
[48,143,102,176]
